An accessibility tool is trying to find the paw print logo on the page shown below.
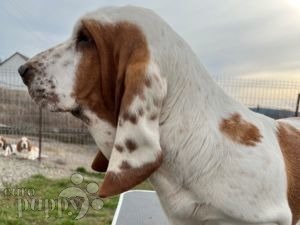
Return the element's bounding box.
[58,173,103,220]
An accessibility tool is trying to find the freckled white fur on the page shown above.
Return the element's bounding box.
[27,6,295,225]
[29,40,81,111]
[108,61,167,173]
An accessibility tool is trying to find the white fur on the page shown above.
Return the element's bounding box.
[85,110,116,159]
[25,6,295,225]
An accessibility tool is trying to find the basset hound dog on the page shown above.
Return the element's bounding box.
[0,136,8,156]
[0,136,14,157]
[16,137,39,160]
[18,6,300,225]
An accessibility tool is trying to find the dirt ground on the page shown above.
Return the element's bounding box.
[0,135,99,188]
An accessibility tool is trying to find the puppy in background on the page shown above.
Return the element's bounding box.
[16,137,39,160]
[0,136,15,156]
[0,136,7,156]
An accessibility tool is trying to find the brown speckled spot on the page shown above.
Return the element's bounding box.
[138,107,144,116]
[63,61,71,67]
[120,161,132,170]
[53,53,61,58]
[115,144,124,153]
[123,112,138,124]
[125,139,137,152]
[149,114,158,121]
[145,77,152,87]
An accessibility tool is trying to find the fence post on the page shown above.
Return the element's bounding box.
[38,107,42,161]
[295,93,300,117]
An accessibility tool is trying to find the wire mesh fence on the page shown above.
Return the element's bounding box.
[0,70,299,147]
[215,76,300,119]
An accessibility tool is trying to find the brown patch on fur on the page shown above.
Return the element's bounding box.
[73,20,150,126]
[120,161,132,170]
[123,112,138,124]
[99,153,162,197]
[125,139,137,152]
[149,114,158,121]
[145,77,152,87]
[220,113,262,146]
[115,144,124,153]
[277,122,300,224]
[91,150,109,172]
[138,107,144,116]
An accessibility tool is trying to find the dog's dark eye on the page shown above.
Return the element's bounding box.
[76,30,93,47]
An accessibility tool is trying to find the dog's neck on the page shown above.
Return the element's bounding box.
[149,28,252,192]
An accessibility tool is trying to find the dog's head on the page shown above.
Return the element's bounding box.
[19,7,167,197]
[16,137,32,152]
[0,136,7,150]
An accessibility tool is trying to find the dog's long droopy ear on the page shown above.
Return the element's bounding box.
[101,64,166,197]
[1,137,7,150]
[83,20,167,197]
[91,150,109,172]
[16,140,22,152]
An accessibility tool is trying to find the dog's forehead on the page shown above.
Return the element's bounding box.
[72,6,155,36]
[21,137,28,142]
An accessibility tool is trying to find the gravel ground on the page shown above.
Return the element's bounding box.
[0,135,99,188]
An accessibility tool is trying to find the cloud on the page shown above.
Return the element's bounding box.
[0,0,300,80]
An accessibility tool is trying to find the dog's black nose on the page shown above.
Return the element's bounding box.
[18,64,29,77]
[18,64,33,85]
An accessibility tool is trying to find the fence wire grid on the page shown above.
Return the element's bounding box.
[0,70,299,146]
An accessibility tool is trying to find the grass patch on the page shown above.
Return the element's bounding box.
[0,174,117,225]
[75,167,105,179]
[0,173,153,225]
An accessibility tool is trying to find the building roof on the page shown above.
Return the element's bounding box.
[0,52,29,66]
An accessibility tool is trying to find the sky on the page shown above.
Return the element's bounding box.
[0,0,300,81]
